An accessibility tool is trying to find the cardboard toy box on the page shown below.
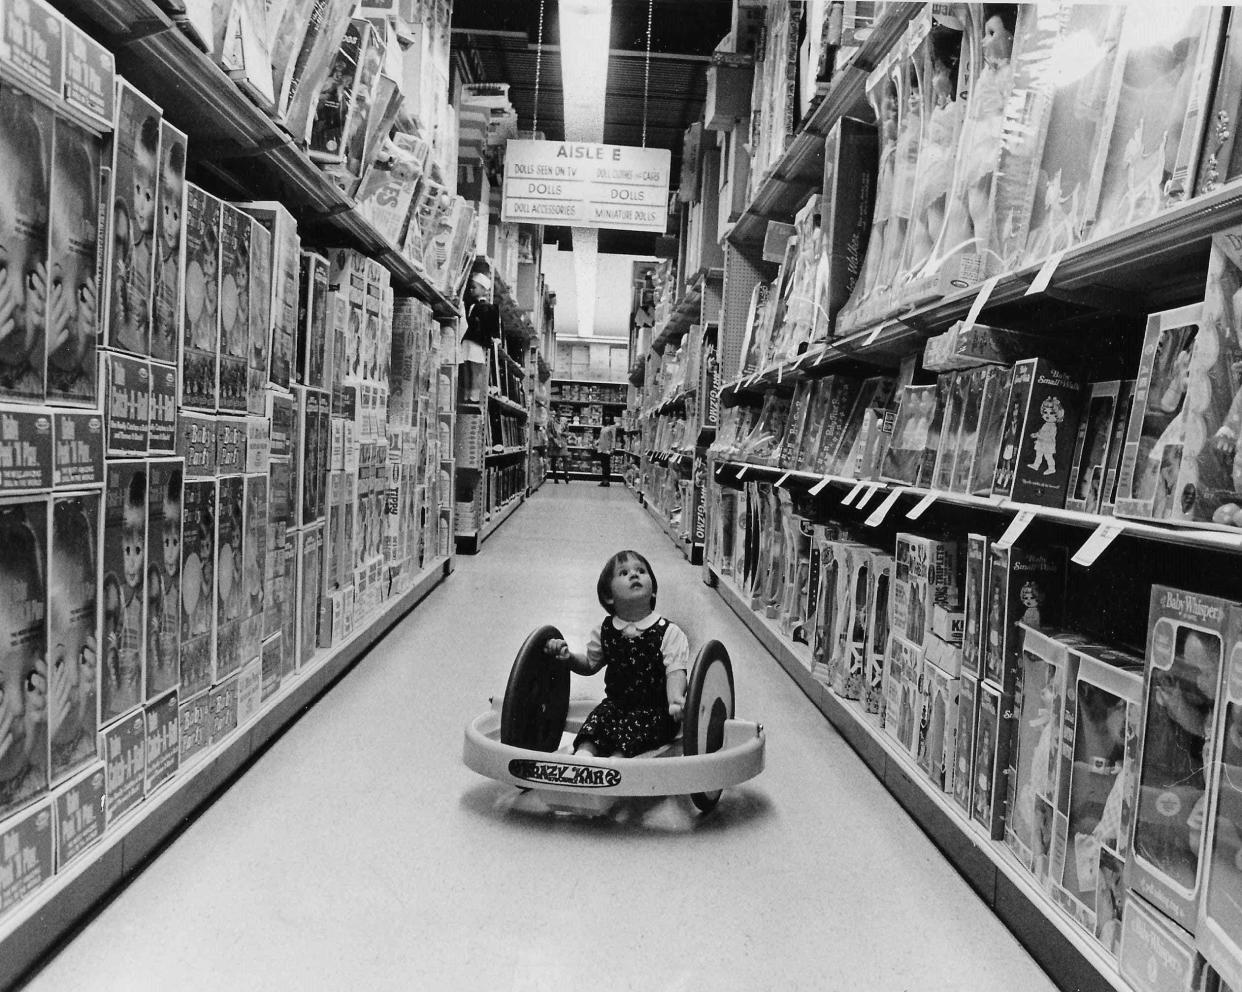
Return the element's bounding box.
[143,689,178,793]
[298,251,329,389]
[1051,639,1144,955]
[967,365,1013,496]
[962,533,989,678]
[144,458,182,700]
[246,218,272,415]
[829,542,871,700]
[1101,379,1136,516]
[53,763,105,871]
[1119,893,1202,992]
[1198,633,1242,990]
[238,201,299,390]
[892,533,961,650]
[101,461,145,725]
[208,672,238,744]
[47,114,103,408]
[178,477,214,697]
[0,405,53,492]
[864,549,893,715]
[880,385,937,486]
[820,116,878,339]
[952,671,980,816]
[216,203,250,413]
[149,121,186,367]
[973,679,1012,840]
[240,473,267,667]
[175,411,216,480]
[1128,585,1241,935]
[991,357,1083,507]
[881,632,923,757]
[920,652,960,795]
[181,184,222,412]
[101,708,145,826]
[260,633,282,702]
[53,411,104,489]
[1066,380,1124,514]
[148,361,177,454]
[983,543,1067,697]
[177,690,210,766]
[297,524,323,669]
[105,80,162,359]
[1115,303,1205,521]
[48,492,101,785]
[0,800,53,917]
[235,657,262,727]
[103,350,149,456]
[213,474,245,682]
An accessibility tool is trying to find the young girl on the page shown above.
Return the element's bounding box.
[545,550,689,757]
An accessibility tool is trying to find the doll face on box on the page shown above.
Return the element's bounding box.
[160,157,183,258]
[0,519,43,782]
[132,124,157,244]
[981,14,1014,66]
[122,523,143,590]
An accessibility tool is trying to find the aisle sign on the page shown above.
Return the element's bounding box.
[501,140,671,233]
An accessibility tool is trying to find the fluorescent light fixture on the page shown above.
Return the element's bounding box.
[560,0,612,337]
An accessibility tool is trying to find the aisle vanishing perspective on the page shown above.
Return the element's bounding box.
[27,486,1059,992]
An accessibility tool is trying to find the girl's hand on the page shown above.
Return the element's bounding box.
[50,648,72,735]
[25,658,48,755]
[0,267,17,345]
[669,692,686,722]
[544,638,571,662]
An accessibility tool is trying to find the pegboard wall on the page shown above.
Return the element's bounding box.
[719,244,766,381]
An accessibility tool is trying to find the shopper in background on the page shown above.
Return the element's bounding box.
[544,549,688,757]
[596,419,617,487]
[546,417,570,484]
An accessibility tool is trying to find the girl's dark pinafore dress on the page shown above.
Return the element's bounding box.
[574,616,678,757]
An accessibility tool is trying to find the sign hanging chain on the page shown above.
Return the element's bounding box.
[642,0,652,147]
[533,0,546,136]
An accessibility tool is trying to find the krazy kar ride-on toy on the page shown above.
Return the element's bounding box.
[463,625,766,814]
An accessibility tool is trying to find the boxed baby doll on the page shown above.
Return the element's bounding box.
[53,411,103,490]
[181,184,221,412]
[239,473,266,667]
[1198,638,1242,990]
[208,672,238,744]
[0,0,62,98]
[297,524,323,669]
[811,377,866,476]
[991,358,1083,507]
[892,533,961,650]
[962,533,989,679]
[819,116,878,338]
[1101,380,1136,516]
[215,416,246,478]
[1119,893,1202,992]
[213,474,245,683]
[298,252,329,390]
[778,381,813,470]
[880,385,937,486]
[103,351,149,456]
[149,121,186,367]
[931,371,970,492]
[1050,639,1144,955]
[47,114,103,408]
[830,543,872,701]
[983,543,1067,697]
[175,412,215,481]
[176,690,209,766]
[101,462,145,725]
[810,539,849,685]
[973,679,1011,840]
[260,633,282,702]
[53,764,105,871]
[830,377,896,479]
[1066,380,1124,514]
[920,652,959,796]
[147,361,177,454]
[864,549,893,716]
[0,798,53,917]
[102,709,145,826]
[216,203,250,413]
[144,459,181,701]
[235,657,261,728]
[238,201,299,390]
[881,632,923,756]
[178,478,214,697]
[0,405,52,493]
[48,493,100,785]
[1128,584,1241,935]
[1005,625,1082,881]
[104,80,162,359]
[1115,303,1205,521]
[143,688,178,793]
[965,365,1013,496]
[246,218,271,415]
[952,671,979,816]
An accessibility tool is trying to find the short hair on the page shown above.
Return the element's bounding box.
[596,549,657,614]
[139,115,160,156]
[167,139,185,178]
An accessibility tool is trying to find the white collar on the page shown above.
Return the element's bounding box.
[610,611,660,632]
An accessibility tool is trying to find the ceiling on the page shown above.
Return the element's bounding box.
[450,0,733,254]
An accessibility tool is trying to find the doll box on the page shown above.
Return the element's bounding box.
[267,389,296,459]
[147,361,177,454]
[212,474,244,683]
[177,477,214,697]
[143,689,178,794]
[967,365,1013,496]
[880,385,939,487]
[246,219,271,416]
[101,462,145,726]
[0,405,52,492]
[149,121,185,367]
[299,251,329,389]
[973,679,1013,841]
[829,542,872,701]
[246,417,270,475]
[52,411,103,490]
[61,22,114,129]
[208,672,238,744]
[297,525,323,669]
[1051,640,1145,951]
[1128,585,1242,935]
[240,473,267,664]
[1066,380,1123,514]
[892,533,961,650]
[1196,629,1242,987]
[820,116,878,338]
[181,184,221,412]
[260,632,282,702]
[176,689,209,766]
[144,458,181,701]
[1101,380,1137,516]
[983,543,1067,698]
[0,799,53,917]
[238,201,300,390]
[1119,894,1200,992]
[103,351,149,456]
[962,533,989,678]
[215,203,249,413]
[235,657,261,728]
[1115,304,1206,522]
[1005,625,1082,883]
[991,358,1083,507]
[175,411,215,480]
[882,632,923,757]
[215,415,246,476]
[864,549,893,716]
[952,671,980,816]
[0,0,63,105]
[919,653,959,795]
[101,709,145,827]
[53,763,105,870]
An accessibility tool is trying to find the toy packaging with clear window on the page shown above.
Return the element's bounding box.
[892,533,961,650]
[143,688,178,793]
[144,460,180,700]
[1115,303,1204,521]
[963,533,989,679]
[101,461,145,725]
[299,251,329,389]
[1066,380,1123,514]
[973,678,1011,840]
[149,122,185,366]
[235,657,261,727]
[246,218,272,415]
[920,652,959,794]
[238,202,299,390]
[1128,584,1240,935]
[953,671,979,815]
[968,365,1014,496]
[260,633,282,702]
[298,524,323,669]
[880,385,937,485]
[240,474,266,668]
[882,632,923,756]
[177,477,213,697]
[181,184,221,412]
[1050,639,1144,955]
[216,204,250,413]
[105,81,161,359]
[864,549,893,715]
[213,474,244,682]
[983,543,1067,697]
[1101,379,1136,516]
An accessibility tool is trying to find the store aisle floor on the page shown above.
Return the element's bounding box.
[26,485,1058,992]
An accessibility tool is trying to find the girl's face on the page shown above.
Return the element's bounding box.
[163,518,179,574]
[123,524,143,589]
[609,556,652,613]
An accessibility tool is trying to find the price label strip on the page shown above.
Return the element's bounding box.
[855,483,882,509]
[865,487,905,527]
[841,481,866,505]
[1025,248,1068,297]
[907,492,938,520]
[1071,521,1126,567]
[808,476,830,496]
[775,472,791,487]
[960,274,1001,335]
[736,464,748,479]
[864,325,885,347]
[994,509,1037,550]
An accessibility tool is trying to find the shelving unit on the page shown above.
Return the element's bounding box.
[549,378,628,481]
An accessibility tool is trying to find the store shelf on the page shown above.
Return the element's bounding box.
[706,564,1127,992]
[651,272,716,354]
[0,555,452,990]
[648,386,696,416]
[712,460,1242,558]
[488,393,529,418]
[456,493,526,555]
[724,3,923,250]
[485,446,527,460]
[64,0,460,319]
[549,397,628,407]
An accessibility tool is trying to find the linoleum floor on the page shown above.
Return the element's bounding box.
[26,482,1060,992]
